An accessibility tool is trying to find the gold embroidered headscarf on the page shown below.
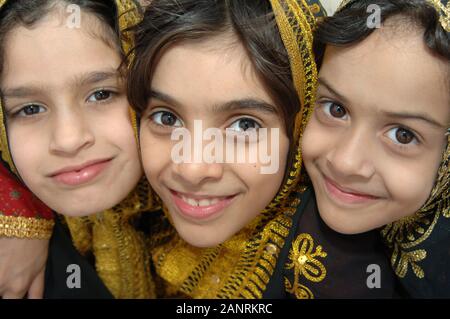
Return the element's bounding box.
[0,0,155,299]
[336,0,450,286]
[263,0,318,213]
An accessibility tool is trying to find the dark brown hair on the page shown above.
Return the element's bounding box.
[314,0,450,68]
[0,0,121,76]
[127,0,300,140]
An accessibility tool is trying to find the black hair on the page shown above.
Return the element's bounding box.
[314,0,449,68]
[0,0,121,76]
[127,0,299,139]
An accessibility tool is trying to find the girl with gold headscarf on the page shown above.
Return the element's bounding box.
[0,0,155,298]
[306,0,449,298]
[128,0,398,298]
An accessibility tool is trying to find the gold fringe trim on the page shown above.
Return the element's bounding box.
[152,188,304,299]
[65,178,157,299]
[0,215,54,239]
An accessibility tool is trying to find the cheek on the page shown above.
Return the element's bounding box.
[139,129,172,184]
[96,107,140,157]
[242,131,289,200]
[382,155,440,218]
[301,118,332,166]
[8,124,45,177]
[232,163,284,217]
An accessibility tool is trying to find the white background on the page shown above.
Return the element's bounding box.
[320,0,342,15]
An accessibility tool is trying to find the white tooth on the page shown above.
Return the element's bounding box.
[187,198,198,206]
[210,198,219,205]
[199,199,211,207]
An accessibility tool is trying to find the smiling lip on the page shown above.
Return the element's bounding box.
[323,175,380,205]
[50,158,113,186]
[170,189,238,220]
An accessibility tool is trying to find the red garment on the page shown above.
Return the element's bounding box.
[0,163,53,219]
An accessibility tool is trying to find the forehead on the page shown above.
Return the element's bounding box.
[319,26,449,122]
[150,37,275,112]
[1,12,121,89]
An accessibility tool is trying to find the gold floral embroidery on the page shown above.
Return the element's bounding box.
[284,277,314,299]
[309,3,321,15]
[381,135,450,279]
[285,233,327,298]
[382,205,442,279]
[391,246,427,279]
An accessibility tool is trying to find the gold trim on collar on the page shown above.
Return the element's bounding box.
[0,215,54,239]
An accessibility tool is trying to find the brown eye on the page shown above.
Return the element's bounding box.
[161,112,176,126]
[395,128,415,144]
[16,104,46,117]
[386,127,418,146]
[229,117,261,132]
[329,103,347,118]
[88,90,115,103]
[94,90,111,100]
[23,105,42,116]
[151,111,182,127]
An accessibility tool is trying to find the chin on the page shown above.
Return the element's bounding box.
[60,210,94,217]
[178,229,226,248]
[58,198,117,217]
[57,206,101,217]
[316,205,367,235]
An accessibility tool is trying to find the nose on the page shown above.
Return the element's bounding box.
[49,108,95,156]
[172,161,224,187]
[326,128,375,180]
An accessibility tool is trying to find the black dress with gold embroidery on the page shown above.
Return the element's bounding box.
[264,187,401,298]
[333,0,450,299]
[382,210,450,298]
[146,186,403,299]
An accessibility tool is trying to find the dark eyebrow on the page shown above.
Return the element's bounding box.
[74,70,120,88]
[150,89,182,108]
[3,70,120,99]
[212,99,277,115]
[3,86,43,99]
[150,89,277,115]
[382,111,446,129]
[318,77,350,105]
